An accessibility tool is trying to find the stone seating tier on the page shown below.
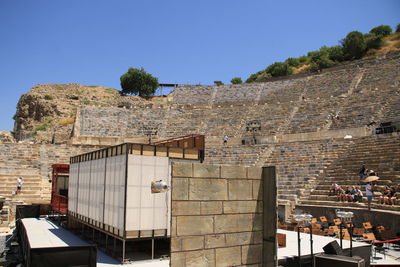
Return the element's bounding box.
[301,134,400,211]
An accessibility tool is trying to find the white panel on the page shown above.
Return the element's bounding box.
[68,162,79,213]
[104,155,126,230]
[125,155,170,232]
[88,158,106,223]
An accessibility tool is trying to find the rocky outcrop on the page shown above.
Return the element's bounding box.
[13,84,159,143]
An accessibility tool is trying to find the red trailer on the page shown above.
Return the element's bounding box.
[51,164,69,214]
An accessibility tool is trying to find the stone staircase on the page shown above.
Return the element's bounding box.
[300,133,400,212]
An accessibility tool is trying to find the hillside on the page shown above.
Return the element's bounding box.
[247,31,400,83]
[13,84,169,143]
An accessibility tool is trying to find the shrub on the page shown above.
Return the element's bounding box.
[325,46,345,62]
[214,81,224,86]
[266,62,293,77]
[246,72,261,83]
[370,25,392,37]
[230,77,243,84]
[285,57,300,67]
[396,24,400,33]
[34,122,50,132]
[44,95,53,100]
[364,33,385,50]
[342,31,367,59]
[308,48,336,71]
[254,72,273,82]
[298,56,310,64]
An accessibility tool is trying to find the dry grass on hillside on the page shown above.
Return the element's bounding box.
[366,33,400,57]
[58,117,75,126]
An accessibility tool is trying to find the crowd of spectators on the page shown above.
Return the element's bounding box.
[328,165,400,209]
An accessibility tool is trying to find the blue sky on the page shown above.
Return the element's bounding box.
[0,0,399,131]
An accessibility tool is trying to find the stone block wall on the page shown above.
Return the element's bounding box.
[170,162,264,267]
[0,143,93,202]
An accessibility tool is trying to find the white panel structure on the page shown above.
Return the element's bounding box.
[77,161,91,218]
[68,162,79,213]
[104,155,126,230]
[125,155,170,232]
[88,158,106,223]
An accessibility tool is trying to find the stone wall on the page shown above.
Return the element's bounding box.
[74,52,400,142]
[170,162,263,266]
[0,143,93,203]
[171,78,305,105]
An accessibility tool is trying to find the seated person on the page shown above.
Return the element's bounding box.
[379,186,391,204]
[354,186,363,202]
[392,184,400,205]
[330,183,341,196]
[387,186,396,205]
[350,186,357,202]
[340,187,352,202]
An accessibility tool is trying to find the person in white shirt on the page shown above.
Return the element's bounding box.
[16,176,23,194]
[365,182,373,210]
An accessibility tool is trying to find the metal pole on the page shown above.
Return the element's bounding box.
[340,222,343,249]
[122,240,126,263]
[350,222,353,257]
[309,224,314,267]
[105,234,108,252]
[297,226,301,267]
[152,238,155,259]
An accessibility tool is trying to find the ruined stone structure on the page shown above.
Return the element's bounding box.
[1,52,399,226]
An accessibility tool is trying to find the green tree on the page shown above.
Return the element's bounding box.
[231,77,243,84]
[325,46,345,62]
[396,24,400,33]
[370,25,392,37]
[266,62,293,77]
[364,33,385,50]
[308,48,336,71]
[342,31,367,59]
[120,67,159,96]
[285,57,300,67]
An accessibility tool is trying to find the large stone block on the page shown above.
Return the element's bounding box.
[228,180,253,200]
[247,166,262,179]
[171,237,182,252]
[170,252,185,266]
[189,179,227,200]
[172,201,201,216]
[253,214,263,231]
[201,201,222,215]
[177,216,214,236]
[252,180,263,200]
[172,162,193,177]
[205,234,226,248]
[181,236,204,251]
[223,201,258,214]
[185,249,216,267]
[214,214,253,233]
[241,244,262,265]
[193,163,220,178]
[171,216,177,236]
[225,232,253,246]
[172,178,188,200]
[215,246,242,266]
[221,165,247,179]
